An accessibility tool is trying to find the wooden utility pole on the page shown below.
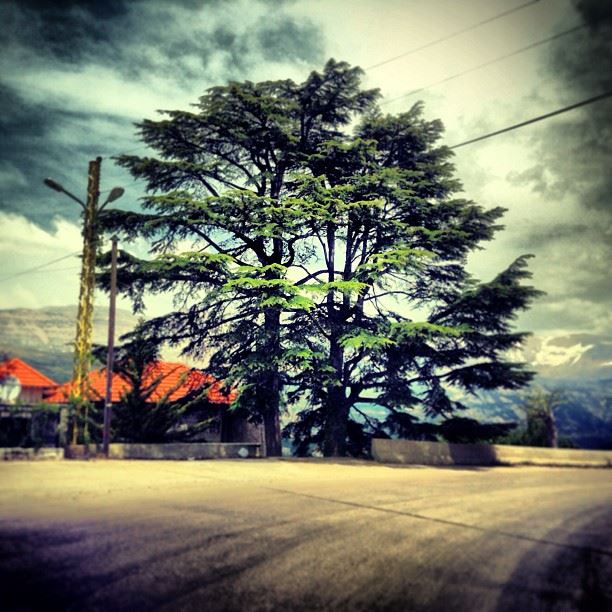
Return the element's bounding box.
[45,159,124,449]
[102,237,118,456]
[71,157,101,444]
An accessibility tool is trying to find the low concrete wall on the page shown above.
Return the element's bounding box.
[371,438,612,468]
[0,447,64,461]
[108,442,262,460]
[65,442,262,460]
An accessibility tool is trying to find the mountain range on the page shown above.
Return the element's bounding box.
[442,332,612,450]
[0,306,138,383]
[0,306,610,448]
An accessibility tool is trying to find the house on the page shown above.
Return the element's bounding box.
[0,357,57,405]
[0,357,59,447]
[43,361,235,405]
[43,361,259,443]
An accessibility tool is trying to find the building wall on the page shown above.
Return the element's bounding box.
[18,387,46,404]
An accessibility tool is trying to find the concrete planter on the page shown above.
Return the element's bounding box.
[64,442,262,460]
[371,438,612,468]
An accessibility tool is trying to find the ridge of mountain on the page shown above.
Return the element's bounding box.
[462,377,612,450]
[0,305,139,383]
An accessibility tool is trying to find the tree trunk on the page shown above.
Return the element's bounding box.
[262,383,282,456]
[322,336,348,456]
[321,220,351,457]
[545,410,558,448]
[258,308,283,457]
[322,386,349,456]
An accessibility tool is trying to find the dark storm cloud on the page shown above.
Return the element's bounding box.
[502,0,612,330]
[1,1,121,63]
[0,0,326,228]
[0,83,77,226]
[512,222,591,245]
[1,0,324,82]
[507,0,612,213]
[257,17,324,63]
[0,82,136,228]
[574,0,612,29]
[512,216,612,307]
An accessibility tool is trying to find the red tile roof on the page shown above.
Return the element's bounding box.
[43,361,235,405]
[0,358,56,388]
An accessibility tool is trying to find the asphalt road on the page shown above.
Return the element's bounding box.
[0,459,611,611]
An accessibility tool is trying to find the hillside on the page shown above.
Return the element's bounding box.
[0,306,138,383]
[462,379,612,450]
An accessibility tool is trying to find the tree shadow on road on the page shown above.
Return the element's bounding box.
[494,505,612,611]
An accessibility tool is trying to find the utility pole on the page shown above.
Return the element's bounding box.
[71,157,101,445]
[44,159,124,447]
[102,237,118,457]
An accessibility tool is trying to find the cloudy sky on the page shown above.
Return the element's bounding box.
[0,0,610,341]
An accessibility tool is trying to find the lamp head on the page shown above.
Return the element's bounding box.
[105,187,124,204]
[44,178,64,192]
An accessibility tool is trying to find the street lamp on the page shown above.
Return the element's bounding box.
[103,187,125,207]
[44,178,124,208]
[44,158,124,446]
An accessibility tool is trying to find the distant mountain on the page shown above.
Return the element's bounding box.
[448,332,612,449]
[0,306,138,383]
[462,378,612,450]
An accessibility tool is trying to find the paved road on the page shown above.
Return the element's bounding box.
[0,459,611,611]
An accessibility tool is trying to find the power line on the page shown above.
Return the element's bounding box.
[109,143,150,156]
[103,2,544,159]
[382,24,586,106]
[449,90,612,150]
[0,252,80,282]
[0,267,81,282]
[366,0,541,70]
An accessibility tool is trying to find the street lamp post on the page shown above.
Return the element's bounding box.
[44,158,124,446]
[102,236,118,457]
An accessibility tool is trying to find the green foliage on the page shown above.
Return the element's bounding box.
[437,417,516,444]
[495,389,562,448]
[0,404,62,448]
[110,335,173,443]
[102,59,541,456]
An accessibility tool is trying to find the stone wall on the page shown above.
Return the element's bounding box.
[0,447,64,460]
[63,442,262,460]
[108,442,262,460]
[371,438,612,467]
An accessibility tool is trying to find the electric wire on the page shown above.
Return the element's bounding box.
[1,266,81,279]
[382,23,586,106]
[366,0,541,70]
[0,252,80,282]
[104,3,544,158]
[449,90,612,149]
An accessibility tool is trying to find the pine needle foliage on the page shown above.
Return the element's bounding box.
[101,59,542,456]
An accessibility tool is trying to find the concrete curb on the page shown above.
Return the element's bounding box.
[371,439,612,468]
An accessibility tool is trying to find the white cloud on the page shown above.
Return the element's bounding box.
[0,213,82,309]
[0,212,179,318]
[0,213,81,255]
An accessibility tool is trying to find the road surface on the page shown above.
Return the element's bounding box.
[1,459,611,611]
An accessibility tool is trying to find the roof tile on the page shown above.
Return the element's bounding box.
[0,358,56,389]
[43,361,235,405]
